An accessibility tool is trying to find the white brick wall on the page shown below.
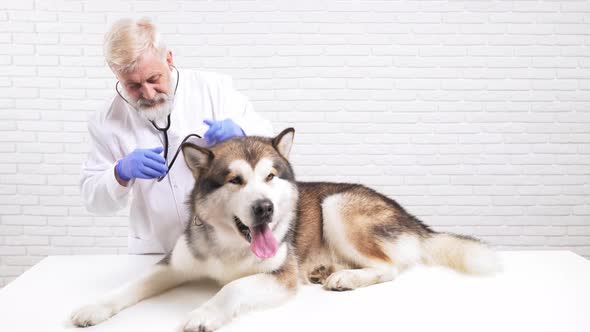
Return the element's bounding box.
[1,0,590,287]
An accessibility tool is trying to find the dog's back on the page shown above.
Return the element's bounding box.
[293,181,500,289]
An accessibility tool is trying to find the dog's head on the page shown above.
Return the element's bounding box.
[181,128,298,259]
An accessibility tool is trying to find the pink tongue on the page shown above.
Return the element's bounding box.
[250,224,278,259]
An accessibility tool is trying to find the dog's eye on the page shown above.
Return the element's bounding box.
[228,176,243,185]
[266,173,275,181]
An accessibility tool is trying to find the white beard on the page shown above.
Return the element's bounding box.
[137,94,173,122]
[120,68,178,122]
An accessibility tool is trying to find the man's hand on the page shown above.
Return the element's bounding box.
[203,119,245,145]
[115,147,168,182]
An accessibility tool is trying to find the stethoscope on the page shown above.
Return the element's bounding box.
[116,66,202,182]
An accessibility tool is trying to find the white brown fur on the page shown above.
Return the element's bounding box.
[70,128,500,331]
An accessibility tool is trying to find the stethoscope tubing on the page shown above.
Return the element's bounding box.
[115,66,201,182]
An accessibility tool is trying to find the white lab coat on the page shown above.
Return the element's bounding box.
[80,69,273,254]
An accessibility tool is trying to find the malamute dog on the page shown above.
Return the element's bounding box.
[71,128,499,331]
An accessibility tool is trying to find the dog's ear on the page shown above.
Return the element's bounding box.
[272,128,295,159]
[182,143,214,178]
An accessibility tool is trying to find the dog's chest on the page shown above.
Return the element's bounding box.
[204,244,288,284]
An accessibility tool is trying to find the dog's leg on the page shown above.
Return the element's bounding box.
[70,261,189,327]
[323,266,399,291]
[181,260,298,332]
[71,236,198,327]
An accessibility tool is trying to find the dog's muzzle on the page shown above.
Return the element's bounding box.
[251,198,274,225]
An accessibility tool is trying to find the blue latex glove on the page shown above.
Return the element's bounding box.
[203,119,245,145]
[115,146,168,181]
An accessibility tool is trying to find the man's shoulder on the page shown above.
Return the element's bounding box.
[91,95,132,127]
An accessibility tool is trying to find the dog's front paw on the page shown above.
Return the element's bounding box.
[323,270,360,291]
[181,306,227,332]
[70,303,115,327]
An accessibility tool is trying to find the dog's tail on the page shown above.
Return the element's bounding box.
[421,232,501,275]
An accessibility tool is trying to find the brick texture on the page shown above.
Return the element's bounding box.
[1,0,590,287]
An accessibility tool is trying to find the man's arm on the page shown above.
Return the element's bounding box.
[80,112,132,215]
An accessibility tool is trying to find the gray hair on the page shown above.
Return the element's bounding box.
[103,18,167,75]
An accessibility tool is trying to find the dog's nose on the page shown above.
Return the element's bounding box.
[252,199,273,222]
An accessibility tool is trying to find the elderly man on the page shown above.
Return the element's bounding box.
[80,18,273,254]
